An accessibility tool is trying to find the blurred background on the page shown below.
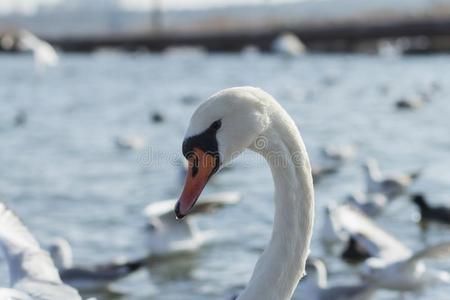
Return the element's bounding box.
[1,1,450,300]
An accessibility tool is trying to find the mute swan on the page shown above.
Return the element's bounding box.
[362,158,420,199]
[411,194,450,225]
[295,258,376,300]
[144,192,241,255]
[174,87,314,300]
[361,242,450,291]
[48,238,145,291]
[0,202,81,300]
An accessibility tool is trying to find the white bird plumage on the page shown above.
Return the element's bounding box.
[294,258,376,300]
[16,30,59,72]
[362,242,450,291]
[362,158,419,199]
[272,32,306,57]
[144,192,241,256]
[322,203,411,262]
[0,202,81,300]
[178,87,315,300]
[320,144,357,164]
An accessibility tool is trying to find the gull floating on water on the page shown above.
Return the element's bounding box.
[0,202,82,300]
[114,135,146,151]
[144,192,241,256]
[320,144,357,164]
[48,238,145,291]
[294,258,376,300]
[361,242,450,292]
[362,158,420,199]
[322,203,411,262]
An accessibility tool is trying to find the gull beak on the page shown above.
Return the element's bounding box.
[175,148,218,219]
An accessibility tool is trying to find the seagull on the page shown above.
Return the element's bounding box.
[320,144,357,164]
[395,97,424,110]
[344,192,388,217]
[114,135,146,151]
[271,32,306,57]
[322,203,411,262]
[0,202,81,300]
[362,158,420,199]
[294,258,376,300]
[361,242,450,292]
[411,194,450,226]
[311,164,339,183]
[144,192,241,256]
[47,238,146,291]
[16,30,59,72]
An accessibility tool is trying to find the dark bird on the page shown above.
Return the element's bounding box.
[411,194,450,225]
[395,97,424,110]
[14,110,27,127]
[341,236,372,263]
[150,111,164,123]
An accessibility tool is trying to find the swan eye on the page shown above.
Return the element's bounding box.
[210,120,222,131]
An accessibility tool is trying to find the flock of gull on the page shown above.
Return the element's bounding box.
[0,33,449,300]
[2,84,450,300]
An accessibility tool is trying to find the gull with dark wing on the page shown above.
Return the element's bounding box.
[144,192,241,255]
[322,203,411,262]
[47,238,145,291]
[362,158,420,199]
[0,202,81,300]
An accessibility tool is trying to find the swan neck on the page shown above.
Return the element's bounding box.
[238,118,314,300]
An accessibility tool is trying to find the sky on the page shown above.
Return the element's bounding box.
[0,0,302,15]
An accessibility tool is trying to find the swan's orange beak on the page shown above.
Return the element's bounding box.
[175,148,218,219]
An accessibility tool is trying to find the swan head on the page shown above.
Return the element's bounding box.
[175,87,270,218]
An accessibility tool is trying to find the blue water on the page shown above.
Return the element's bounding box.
[1,51,450,299]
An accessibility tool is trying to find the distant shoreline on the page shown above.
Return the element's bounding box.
[2,0,450,53]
